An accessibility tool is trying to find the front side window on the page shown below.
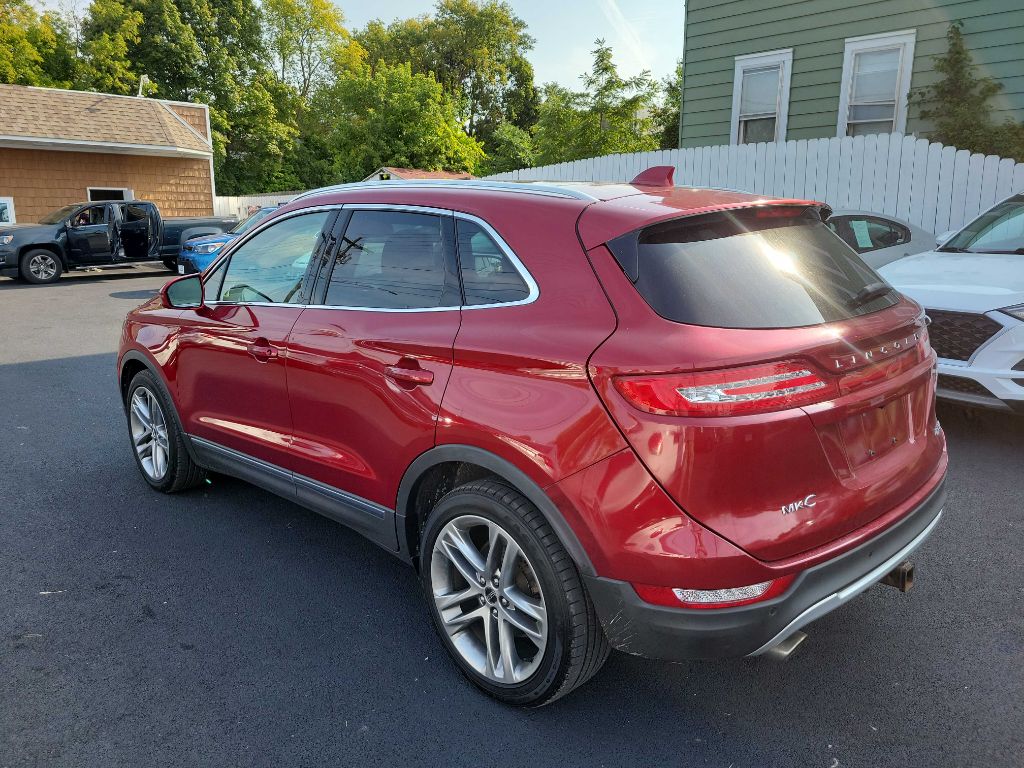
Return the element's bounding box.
[731,49,792,145]
[456,219,531,305]
[218,211,330,304]
[942,195,1024,254]
[323,210,455,309]
[71,206,106,227]
[839,31,915,137]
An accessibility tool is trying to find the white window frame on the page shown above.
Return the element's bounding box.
[730,48,793,145]
[837,30,916,138]
[0,196,15,224]
[87,187,133,202]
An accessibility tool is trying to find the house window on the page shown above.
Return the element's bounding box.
[730,49,792,145]
[87,187,133,202]
[838,30,916,137]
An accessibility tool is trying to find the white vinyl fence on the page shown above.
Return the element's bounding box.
[487,133,1024,235]
[214,191,301,219]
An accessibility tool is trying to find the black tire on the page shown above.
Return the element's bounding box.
[420,479,610,706]
[125,370,205,493]
[162,258,177,271]
[19,248,63,284]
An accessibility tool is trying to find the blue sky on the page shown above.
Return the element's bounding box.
[339,0,686,88]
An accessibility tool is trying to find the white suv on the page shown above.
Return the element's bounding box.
[880,193,1024,414]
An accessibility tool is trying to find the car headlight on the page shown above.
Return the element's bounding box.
[1001,304,1024,321]
[193,243,223,255]
[0,235,12,245]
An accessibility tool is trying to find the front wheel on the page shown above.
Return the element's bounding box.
[420,480,609,706]
[19,249,63,284]
[125,370,205,492]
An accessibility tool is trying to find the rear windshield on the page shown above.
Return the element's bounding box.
[620,207,898,329]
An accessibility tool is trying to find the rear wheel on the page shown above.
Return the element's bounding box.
[126,370,204,492]
[19,249,62,284]
[420,480,609,706]
[162,258,177,271]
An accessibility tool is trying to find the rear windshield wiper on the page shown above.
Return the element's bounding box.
[848,281,895,308]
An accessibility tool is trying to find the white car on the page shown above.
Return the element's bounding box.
[880,193,1024,414]
[827,210,936,268]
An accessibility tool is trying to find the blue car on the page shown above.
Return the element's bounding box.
[177,206,278,273]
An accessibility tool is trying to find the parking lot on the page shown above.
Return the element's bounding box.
[1,268,1022,768]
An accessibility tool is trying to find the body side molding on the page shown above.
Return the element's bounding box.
[189,436,400,551]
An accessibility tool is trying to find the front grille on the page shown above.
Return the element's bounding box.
[937,374,993,397]
[926,310,1003,361]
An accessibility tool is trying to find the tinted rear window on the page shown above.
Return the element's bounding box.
[621,207,898,329]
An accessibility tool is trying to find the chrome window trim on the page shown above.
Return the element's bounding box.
[291,178,597,203]
[202,204,343,301]
[204,202,540,312]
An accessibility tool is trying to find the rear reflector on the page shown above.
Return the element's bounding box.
[633,575,796,610]
[614,361,838,417]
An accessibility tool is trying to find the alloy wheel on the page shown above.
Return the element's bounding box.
[430,514,548,684]
[29,253,58,281]
[129,386,170,481]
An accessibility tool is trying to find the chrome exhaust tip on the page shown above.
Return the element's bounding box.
[763,630,808,661]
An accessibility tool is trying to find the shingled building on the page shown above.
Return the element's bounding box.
[0,84,215,223]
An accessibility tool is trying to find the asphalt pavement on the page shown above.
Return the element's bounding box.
[1,267,1022,767]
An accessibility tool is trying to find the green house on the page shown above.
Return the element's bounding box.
[679,0,1024,147]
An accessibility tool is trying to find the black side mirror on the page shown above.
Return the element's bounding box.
[161,273,204,309]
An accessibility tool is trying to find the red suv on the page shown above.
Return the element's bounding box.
[118,169,947,705]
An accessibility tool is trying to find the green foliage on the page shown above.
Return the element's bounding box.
[0,1,78,88]
[79,0,144,94]
[916,22,1024,162]
[312,60,484,183]
[355,0,538,145]
[534,39,659,165]
[654,60,683,150]
[480,122,536,175]
[263,0,353,101]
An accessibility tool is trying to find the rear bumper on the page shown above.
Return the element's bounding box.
[584,477,946,661]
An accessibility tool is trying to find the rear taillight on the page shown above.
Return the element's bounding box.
[613,361,839,417]
[633,575,797,610]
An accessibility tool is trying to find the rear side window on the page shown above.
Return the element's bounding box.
[828,215,909,253]
[324,210,456,309]
[619,207,898,329]
[456,219,530,305]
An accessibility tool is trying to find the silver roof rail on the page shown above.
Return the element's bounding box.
[290,178,599,203]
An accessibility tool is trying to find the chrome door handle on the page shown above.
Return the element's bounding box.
[384,365,434,386]
[247,341,278,361]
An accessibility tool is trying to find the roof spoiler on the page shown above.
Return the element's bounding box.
[630,165,675,187]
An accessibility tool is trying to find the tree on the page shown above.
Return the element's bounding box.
[534,40,659,165]
[263,0,355,101]
[79,0,143,94]
[312,60,484,182]
[1,0,77,87]
[480,122,536,175]
[915,22,1024,161]
[355,0,537,143]
[653,60,683,150]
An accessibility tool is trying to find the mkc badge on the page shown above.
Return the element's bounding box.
[781,494,818,515]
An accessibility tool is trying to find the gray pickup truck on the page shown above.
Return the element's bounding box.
[0,200,236,284]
